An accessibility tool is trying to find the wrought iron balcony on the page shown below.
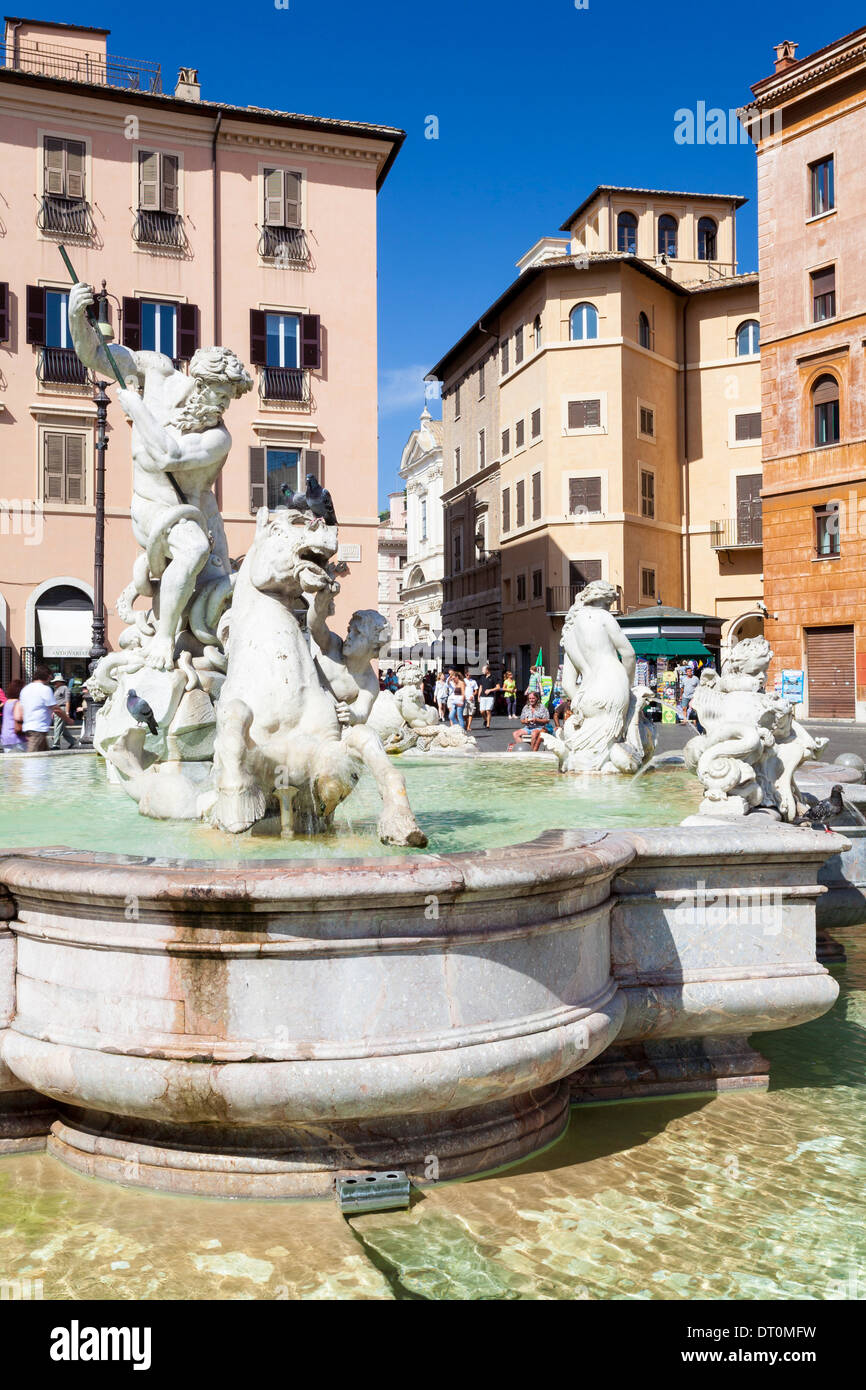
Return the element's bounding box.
[37,347,88,386]
[259,367,310,404]
[37,195,95,238]
[710,517,762,549]
[546,583,587,616]
[258,226,310,266]
[2,38,161,92]
[133,209,187,250]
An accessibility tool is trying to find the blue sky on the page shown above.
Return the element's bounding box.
[39,1,866,505]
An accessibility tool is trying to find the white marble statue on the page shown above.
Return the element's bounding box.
[368,663,476,754]
[683,636,826,820]
[541,581,655,774]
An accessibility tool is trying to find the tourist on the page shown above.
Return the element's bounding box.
[553,697,572,730]
[18,665,74,753]
[464,670,479,732]
[502,670,517,719]
[385,668,399,694]
[678,663,700,724]
[0,679,27,753]
[434,670,449,721]
[448,669,466,729]
[477,664,501,729]
[49,674,76,750]
[519,689,553,752]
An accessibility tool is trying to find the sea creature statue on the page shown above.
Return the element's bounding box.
[539,581,655,774]
[368,663,477,754]
[683,636,826,820]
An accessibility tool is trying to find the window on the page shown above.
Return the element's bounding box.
[136,151,182,247]
[809,156,834,217]
[478,361,485,398]
[516,479,525,528]
[141,301,177,357]
[812,375,840,446]
[43,431,85,504]
[265,312,300,367]
[514,325,524,365]
[532,471,541,520]
[40,136,89,234]
[248,445,320,512]
[454,446,461,483]
[641,567,656,600]
[501,338,509,374]
[734,411,761,442]
[46,290,71,348]
[640,468,655,518]
[736,474,763,545]
[698,217,717,260]
[265,447,301,509]
[531,407,541,438]
[475,514,486,557]
[815,503,840,557]
[28,287,88,384]
[534,314,542,350]
[478,429,486,468]
[638,312,651,349]
[515,418,525,449]
[503,577,512,605]
[569,476,602,515]
[532,569,543,600]
[501,427,510,457]
[811,266,836,322]
[420,497,428,542]
[0,282,8,342]
[264,167,301,228]
[617,211,638,253]
[567,398,602,430]
[639,404,655,439]
[453,528,463,573]
[658,214,677,258]
[570,559,602,593]
[570,302,599,341]
[736,319,760,356]
[454,384,461,418]
[516,574,527,602]
[502,487,511,532]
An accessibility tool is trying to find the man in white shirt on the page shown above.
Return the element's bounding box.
[19,666,74,753]
[463,672,479,732]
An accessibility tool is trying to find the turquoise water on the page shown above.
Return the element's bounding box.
[0,934,862,1300]
[0,752,702,859]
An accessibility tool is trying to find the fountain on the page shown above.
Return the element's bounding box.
[0,282,850,1196]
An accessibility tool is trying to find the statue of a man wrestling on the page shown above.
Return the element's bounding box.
[69,282,252,670]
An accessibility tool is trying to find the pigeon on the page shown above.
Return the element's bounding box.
[304,474,337,526]
[280,482,308,511]
[126,689,159,738]
[794,784,845,832]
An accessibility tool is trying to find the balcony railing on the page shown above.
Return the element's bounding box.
[546,584,587,615]
[133,209,187,250]
[258,226,310,266]
[259,367,310,405]
[2,39,161,92]
[37,195,96,238]
[37,347,88,386]
[710,516,763,549]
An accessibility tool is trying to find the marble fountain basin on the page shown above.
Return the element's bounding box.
[0,808,842,1197]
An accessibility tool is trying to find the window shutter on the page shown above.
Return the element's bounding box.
[0,282,9,341]
[735,411,761,441]
[811,266,835,297]
[532,471,541,520]
[178,303,199,360]
[65,141,86,199]
[249,446,266,512]
[516,480,525,527]
[575,559,603,584]
[138,150,160,210]
[161,154,179,213]
[264,168,284,226]
[122,296,141,351]
[300,313,321,369]
[44,433,65,501]
[514,326,523,364]
[25,284,47,345]
[44,137,65,195]
[585,399,601,428]
[515,419,525,448]
[501,428,510,455]
[531,408,541,437]
[284,171,301,227]
[502,488,510,532]
[568,400,583,430]
[813,376,839,405]
[302,448,322,485]
[249,308,267,366]
[586,476,602,511]
[64,435,86,504]
[501,339,509,374]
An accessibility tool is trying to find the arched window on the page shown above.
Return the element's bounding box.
[534,314,542,350]
[658,214,677,258]
[569,302,598,341]
[407,566,426,588]
[638,312,651,349]
[812,374,840,446]
[736,320,760,356]
[617,211,638,253]
[698,217,717,260]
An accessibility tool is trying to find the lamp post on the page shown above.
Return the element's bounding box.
[81,283,113,743]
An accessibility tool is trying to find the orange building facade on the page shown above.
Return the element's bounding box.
[743,28,866,718]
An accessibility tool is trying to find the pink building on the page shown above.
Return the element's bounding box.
[0,16,403,684]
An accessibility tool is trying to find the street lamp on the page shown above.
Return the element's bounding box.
[81,282,113,743]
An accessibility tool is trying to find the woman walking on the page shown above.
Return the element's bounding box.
[503,670,517,719]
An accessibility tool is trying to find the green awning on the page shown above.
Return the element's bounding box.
[630,637,712,658]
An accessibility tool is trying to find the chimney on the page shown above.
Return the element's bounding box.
[175,67,201,101]
[774,40,799,73]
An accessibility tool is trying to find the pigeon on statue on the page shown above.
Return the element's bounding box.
[280,482,308,511]
[794,784,845,833]
[304,474,337,526]
[126,689,159,738]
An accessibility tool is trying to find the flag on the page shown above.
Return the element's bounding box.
[534,647,543,669]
